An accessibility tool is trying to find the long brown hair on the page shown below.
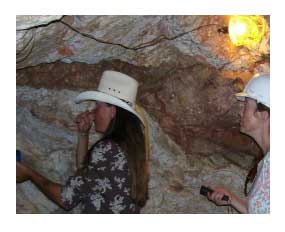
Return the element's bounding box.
[98,105,149,206]
[244,101,270,196]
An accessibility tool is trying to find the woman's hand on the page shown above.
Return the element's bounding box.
[17,162,65,208]
[75,111,95,134]
[207,187,233,206]
[16,162,31,183]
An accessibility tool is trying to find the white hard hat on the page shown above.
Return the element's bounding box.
[235,73,270,108]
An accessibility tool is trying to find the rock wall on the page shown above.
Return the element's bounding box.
[17,61,261,157]
[16,15,269,213]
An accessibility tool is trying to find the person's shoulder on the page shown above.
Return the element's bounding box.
[96,138,121,151]
[99,138,115,146]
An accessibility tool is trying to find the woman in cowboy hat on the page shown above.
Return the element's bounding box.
[207,74,270,214]
[17,71,149,213]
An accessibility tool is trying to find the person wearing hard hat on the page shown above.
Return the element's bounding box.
[207,74,270,213]
[17,70,150,213]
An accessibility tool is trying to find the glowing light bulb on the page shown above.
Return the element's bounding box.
[232,22,247,35]
[228,16,266,47]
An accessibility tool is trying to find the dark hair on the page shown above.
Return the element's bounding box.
[244,101,270,196]
[257,102,270,115]
[85,105,149,206]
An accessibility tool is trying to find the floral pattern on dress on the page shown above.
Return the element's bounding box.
[111,151,127,171]
[248,152,270,214]
[109,195,126,213]
[61,175,85,208]
[90,193,105,210]
[90,141,111,164]
[92,177,112,193]
[114,176,126,189]
[61,139,140,213]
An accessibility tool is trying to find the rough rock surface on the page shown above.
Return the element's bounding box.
[16,15,270,71]
[17,61,261,157]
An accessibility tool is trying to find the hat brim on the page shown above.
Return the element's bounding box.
[235,92,247,101]
[75,91,145,126]
[235,92,270,108]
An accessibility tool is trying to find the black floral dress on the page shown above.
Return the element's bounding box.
[60,139,140,213]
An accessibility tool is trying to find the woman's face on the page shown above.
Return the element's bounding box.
[239,98,260,136]
[91,101,116,134]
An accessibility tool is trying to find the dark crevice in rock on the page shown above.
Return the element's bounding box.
[60,17,224,51]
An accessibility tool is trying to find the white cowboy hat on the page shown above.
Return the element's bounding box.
[75,70,145,125]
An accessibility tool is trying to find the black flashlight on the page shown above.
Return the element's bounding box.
[200,185,229,201]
